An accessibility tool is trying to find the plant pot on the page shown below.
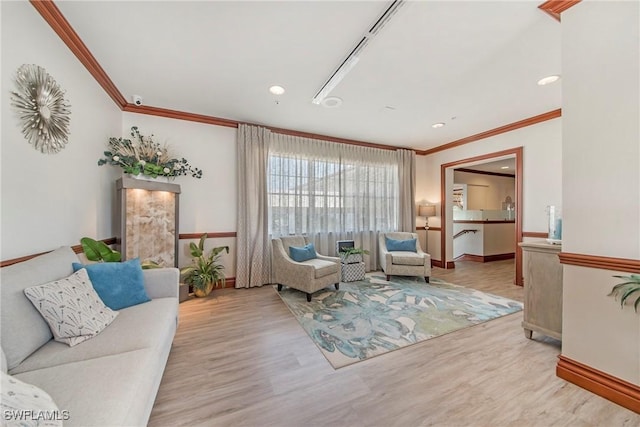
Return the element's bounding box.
[126,173,169,183]
[193,281,214,297]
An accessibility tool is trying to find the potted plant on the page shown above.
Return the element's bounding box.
[80,237,161,269]
[180,234,229,297]
[338,247,369,264]
[98,126,203,179]
[80,237,121,262]
[608,274,640,312]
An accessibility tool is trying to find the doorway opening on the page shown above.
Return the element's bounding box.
[440,147,523,286]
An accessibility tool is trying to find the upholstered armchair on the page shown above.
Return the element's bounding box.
[378,232,431,283]
[272,236,340,302]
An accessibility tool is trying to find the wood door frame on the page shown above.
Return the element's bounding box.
[440,147,524,286]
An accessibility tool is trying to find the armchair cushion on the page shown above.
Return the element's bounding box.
[391,252,426,266]
[385,237,417,252]
[289,243,317,263]
[304,258,339,279]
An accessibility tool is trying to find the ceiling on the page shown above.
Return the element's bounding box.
[55,1,562,151]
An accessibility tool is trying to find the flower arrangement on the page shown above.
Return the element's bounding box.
[98,126,203,179]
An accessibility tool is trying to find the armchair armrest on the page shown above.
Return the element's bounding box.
[142,268,179,299]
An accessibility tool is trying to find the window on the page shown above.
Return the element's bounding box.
[268,136,399,237]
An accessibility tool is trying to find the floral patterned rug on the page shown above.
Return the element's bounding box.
[276,274,523,369]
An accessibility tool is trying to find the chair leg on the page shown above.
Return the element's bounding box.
[386,275,391,281]
[277,284,283,291]
[335,283,340,290]
[425,277,430,283]
[306,293,312,302]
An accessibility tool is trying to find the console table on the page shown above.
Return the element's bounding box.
[519,240,563,341]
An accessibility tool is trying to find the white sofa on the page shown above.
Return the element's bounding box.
[0,246,179,426]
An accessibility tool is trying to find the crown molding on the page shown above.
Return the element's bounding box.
[420,109,561,156]
[539,0,582,22]
[30,0,128,108]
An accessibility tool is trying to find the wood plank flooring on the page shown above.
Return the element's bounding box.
[149,260,640,426]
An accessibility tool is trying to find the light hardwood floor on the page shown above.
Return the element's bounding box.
[149,260,640,426]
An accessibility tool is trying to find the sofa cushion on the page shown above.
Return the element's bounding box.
[391,251,425,266]
[10,298,177,375]
[289,243,317,262]
[14,348,164,427]
[24,269,118,347]
[0,246,79,371]
[72,258,150,310]
[386,237,417,252]
[303,258,339,279]
[1,371,62,426]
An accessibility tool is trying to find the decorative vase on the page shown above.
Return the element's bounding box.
[193,281,214,298]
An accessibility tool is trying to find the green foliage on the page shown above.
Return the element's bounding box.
[98,126,203,179]
[140,260,162,269]
[608,274,640,312]
[338,247,370,256]
[180,234,229,294]
[80,237,121,262]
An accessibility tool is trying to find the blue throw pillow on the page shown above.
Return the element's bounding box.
[289,243,317,262]
[385,237,417,252]
[72,258,150,310]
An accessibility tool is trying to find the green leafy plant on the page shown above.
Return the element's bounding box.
[98,126,203,179]
[180,234,229,297]
[338,247,370,257]
[608,274,640,312]
[80,237,121,262]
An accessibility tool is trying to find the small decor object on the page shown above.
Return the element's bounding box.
[10,64,71,154]
[98,126,203,179]
[338,247,369,264]
[180,234,229,297]
[546,205,562,244]
[608,274,640,312]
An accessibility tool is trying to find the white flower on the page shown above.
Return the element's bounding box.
[163,167,170,174]
[157,151,163,156]
[138,160,146,166]
[112,155,120,162]
[173,164,180,170]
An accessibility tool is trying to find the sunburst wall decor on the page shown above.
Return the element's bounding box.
[10,64,71,154]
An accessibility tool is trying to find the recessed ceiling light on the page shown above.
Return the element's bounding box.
[269,85,285,95]
[321,96,343,108]
[501,166,510,169]
[432,122,445,129]
[537,75,561,86]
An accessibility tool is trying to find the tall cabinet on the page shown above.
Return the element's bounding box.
[519,240,563,341]
[116,177,181,267]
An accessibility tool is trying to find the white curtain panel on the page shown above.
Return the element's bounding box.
[268,133,400,271]
[397,149,416,232]
[236,124,271,288]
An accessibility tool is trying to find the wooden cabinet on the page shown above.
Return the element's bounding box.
[519,241,563,341]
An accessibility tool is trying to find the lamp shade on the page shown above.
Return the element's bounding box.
[418,205,436,217]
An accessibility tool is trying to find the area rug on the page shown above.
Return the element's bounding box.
[275,274,523,369]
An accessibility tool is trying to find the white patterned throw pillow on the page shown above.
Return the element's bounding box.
[23,269,118,346]
[1,371,65,426]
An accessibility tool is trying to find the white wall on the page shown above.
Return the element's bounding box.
[1,1,122,260]
[416,117,562,262]
[561,1,640,384]
[120,113,238,273]
[453,170,515,211]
